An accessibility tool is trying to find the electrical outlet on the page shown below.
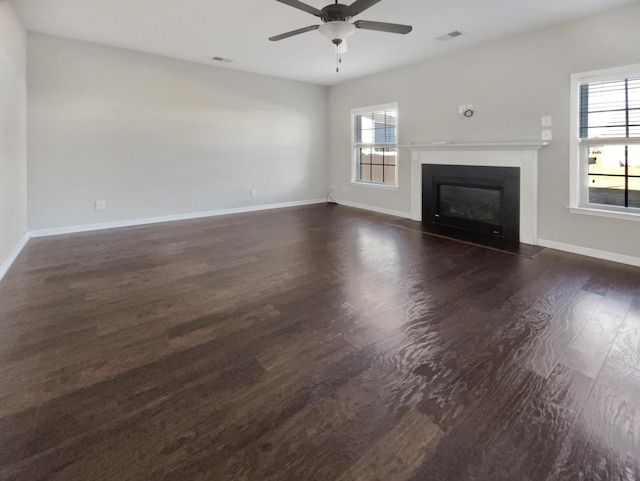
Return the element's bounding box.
[95,200,106,211]
[541,116,552,127]
[541,130,552,141]
[250,189,257,197]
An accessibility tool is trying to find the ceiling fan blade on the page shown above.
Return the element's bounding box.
[275,0,324,17]
[269,24,320,41]
[346,0,382,17]
[353,20,413,34]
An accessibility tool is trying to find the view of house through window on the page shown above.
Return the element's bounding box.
[587,145,640,207]
[353,105,398,186]
[580,77,640,209]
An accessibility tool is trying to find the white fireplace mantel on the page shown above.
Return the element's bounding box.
[405,141,549,245]
[403,141,549,151]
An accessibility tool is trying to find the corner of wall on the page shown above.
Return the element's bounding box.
[0,1,29,276]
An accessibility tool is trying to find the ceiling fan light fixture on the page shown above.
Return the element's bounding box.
[318,21,356,50]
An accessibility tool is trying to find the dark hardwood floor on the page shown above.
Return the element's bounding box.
[1,204,639,480]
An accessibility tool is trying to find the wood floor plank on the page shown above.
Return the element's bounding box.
[517,290,603,378]
[559,288,634,379]
[408,363,594,481]
[548,359,640,480]
[608,298,640,371]
[335,408,443,481]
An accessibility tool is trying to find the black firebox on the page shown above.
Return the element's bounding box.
[422,164,520,243]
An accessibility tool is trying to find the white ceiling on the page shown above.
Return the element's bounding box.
[12,0,640,86]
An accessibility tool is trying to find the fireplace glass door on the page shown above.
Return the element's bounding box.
[437,184,502,227]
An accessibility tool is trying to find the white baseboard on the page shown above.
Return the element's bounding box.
[29,199,326,238]
[538,238,640,268]
[0,233,31,282]
[6,209,639,284]
[334,199,411,219]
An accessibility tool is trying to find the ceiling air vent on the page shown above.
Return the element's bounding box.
[436,31,463,41]
[212,56,233,63]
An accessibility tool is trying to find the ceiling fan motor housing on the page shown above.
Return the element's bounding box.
[320,4,351,22]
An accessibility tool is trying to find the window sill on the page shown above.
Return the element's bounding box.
[351,181,398,191]
[569,206,640,222]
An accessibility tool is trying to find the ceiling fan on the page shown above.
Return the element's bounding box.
[269,0,412,71]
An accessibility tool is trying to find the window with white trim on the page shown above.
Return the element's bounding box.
[570,64,640,215]
[352,103,398,187]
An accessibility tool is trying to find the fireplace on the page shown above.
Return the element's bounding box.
[408,142,546,246]
[422,164,520,242]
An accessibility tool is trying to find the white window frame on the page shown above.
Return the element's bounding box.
[569,63,640,221]
[351,102,399,189]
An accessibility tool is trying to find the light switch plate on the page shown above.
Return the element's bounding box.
[541,116,552,127]
[541,130,552,141]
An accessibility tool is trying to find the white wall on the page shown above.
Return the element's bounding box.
[328,2,640,260]
[0,0,27,271]
[27,34,328,230]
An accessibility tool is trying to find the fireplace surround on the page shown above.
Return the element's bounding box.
[407,142,547,245]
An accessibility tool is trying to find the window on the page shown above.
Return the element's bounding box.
[570,64,640,217]
[352,103,398,187]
